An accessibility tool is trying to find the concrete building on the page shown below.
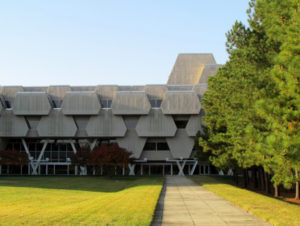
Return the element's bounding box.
[0,54,221,176]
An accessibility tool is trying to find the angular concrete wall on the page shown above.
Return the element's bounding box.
[116,130,146,158]
[199,64,221,83]
[161,91,201,115]
[141,151,173,161]
[47,86,71,107]
[0,110,29,137]
[95,85,118,99]
[136,109,177,137]
[167,54,216,85]
[112,91,151,115]
[186,115,204,136]
[144,85,167,99]
[0,86,24,105]
[193,84,208,97]
[13,92,52,115]
[62,91,101,115]
[86,110,127,137]
[37,109,77,137]
[167,129,194,159]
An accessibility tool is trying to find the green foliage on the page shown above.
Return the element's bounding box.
[198,0,300,196]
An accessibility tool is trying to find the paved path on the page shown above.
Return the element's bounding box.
[152,176,270,226]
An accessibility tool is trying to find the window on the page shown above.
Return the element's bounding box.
[143,141,169,151]
[149,99,162,108]
[174,120,188,129]
[5,100,11,108]
[123,116,139,129]
[157,142,169,150]
[143,142,156,151]
[101,99,112,108]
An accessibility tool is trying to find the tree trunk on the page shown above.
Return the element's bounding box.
[260,167,265,191]
[243,169,248,188]
[253,167,258,188]
[264,171,269,194]
[296,170,299,200]
[274,185,279,197]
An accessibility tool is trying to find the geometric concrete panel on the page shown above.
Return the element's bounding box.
[0,110,29,137]
[62,91,101,115]
[144,85,167,99]
[86,109,127,137]
[166,129,194,159]
[47,86,71,108]
[161,91,201,115]
[95,85,118,99]
[167,54,216,85]
[13,92,52,115]
[193,83,208,97]
[199,64,221,83]
[0,86,24,107]
[112,91,151,115]
[136,109,177,137]
[116,130,146,159]
[37,109,77,137]
[186,115,204,137]
[141,151,173,161]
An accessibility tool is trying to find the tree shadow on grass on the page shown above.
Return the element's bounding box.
[0,176,164,193]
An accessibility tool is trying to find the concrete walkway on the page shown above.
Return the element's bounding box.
[152,176,270,226]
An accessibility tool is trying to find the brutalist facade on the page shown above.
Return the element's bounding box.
[0,54,220,176]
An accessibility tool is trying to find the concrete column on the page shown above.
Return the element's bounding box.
[28,163,31,175]
[20,165,23,175]
[93,166,95,175]
[54,165,56,175]
[162,165,165,175]
[171,164,173,176]
[67,165,70,175]
[188,164,191,175]
[46,164,48,175]
[122,167,125,176]
[141,164,143,176]
[148,165,151,176]
[38,165,41,175]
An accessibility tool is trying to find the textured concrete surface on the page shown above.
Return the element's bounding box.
[161,91,201,115]
[166,129,194,159]
[152,176,270,226]
[13,92,52,115]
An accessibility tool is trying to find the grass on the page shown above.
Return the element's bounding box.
[0,176,163,226]
[190,176,300,226]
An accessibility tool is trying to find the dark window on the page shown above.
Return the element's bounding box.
[5,100,11,108]
[101,99,112,108]
[174,120,188,129]
[123,116,139,129]
[143,142,156,151]
[150,99,162,108]
[157,142,169,150]
[143,141,169,151]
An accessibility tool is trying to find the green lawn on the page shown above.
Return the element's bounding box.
[0,176,163,226]
[190,176,300,226]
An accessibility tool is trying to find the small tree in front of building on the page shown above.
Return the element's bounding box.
[90,144,135,177]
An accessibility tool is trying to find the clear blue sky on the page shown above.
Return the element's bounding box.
[0,1,249,86]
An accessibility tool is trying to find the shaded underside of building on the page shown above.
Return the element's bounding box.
[0,53,221,176]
